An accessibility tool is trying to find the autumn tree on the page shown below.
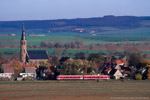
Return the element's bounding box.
[128,52,141,69]
[82,60,98,75]
[40,41,48,47]
[88,53,104,63]
[10,60,23,77]
[124,43,138,55]
[89,43,94,50]
[60,59,98,75]
[50,56,60,66]
[74,40,86,48]
[54,43,63,48]
[135,73,142,80]
[70,42,77,48]
[48,41,54,48]
[105,43,116,56]
[139,58,150,68]
[40,61,50,67]
[60,59,74,75]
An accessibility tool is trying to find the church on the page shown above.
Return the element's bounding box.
[20,24,49,66]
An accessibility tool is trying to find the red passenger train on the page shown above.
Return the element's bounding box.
[57,75,110,80]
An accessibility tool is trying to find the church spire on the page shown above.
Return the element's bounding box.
[21,23,26,40]
[20,23,27,64]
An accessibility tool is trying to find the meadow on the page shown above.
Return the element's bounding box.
[0,80,150,100]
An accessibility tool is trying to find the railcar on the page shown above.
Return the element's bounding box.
[57,75,110,80]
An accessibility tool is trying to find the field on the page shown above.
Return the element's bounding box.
[0,80,150,100]
[1,30,150,47]
[1,31,150,58]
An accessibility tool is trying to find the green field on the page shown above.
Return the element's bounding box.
[0,80,150,100]
[1,31,150,58]
[1,30,150,47]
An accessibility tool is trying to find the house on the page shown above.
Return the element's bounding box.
[20,65,36,79]
[109,69,124,80]
[115,59,128,67]
[115,64,121,70]
[0,61,14,79]
[98,57,130,79]
[104,68,111,75]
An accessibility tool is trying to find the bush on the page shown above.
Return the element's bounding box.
[24,76,32,81]
[135,74,142,80]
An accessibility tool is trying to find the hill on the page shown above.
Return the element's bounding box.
[0,15,150,34]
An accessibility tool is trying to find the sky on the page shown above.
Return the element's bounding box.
[0,0,150,21]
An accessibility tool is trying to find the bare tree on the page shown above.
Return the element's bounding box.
[105,43,116,56]
[124,43,138,54]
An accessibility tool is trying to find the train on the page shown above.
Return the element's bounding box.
[57,75,110,80]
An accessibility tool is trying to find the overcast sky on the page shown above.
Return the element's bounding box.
[0,0,150,21]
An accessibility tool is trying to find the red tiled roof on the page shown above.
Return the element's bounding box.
[116,60,123,64]
[0,58,10,64]
[122,60,128,64]
[3,63,14,73]
[116,60,128,64]
[104,68,111,72]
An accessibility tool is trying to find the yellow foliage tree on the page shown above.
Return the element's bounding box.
[135,73,142,80]
[140,58,150,68]
[10,60,23,76]
[40,61,50,67]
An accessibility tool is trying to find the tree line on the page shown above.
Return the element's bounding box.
[40,40,86,49]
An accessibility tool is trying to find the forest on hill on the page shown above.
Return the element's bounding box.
[0,15,150,33]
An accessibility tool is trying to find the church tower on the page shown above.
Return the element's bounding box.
[20,23,27,64]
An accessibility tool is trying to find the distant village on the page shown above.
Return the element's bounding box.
[0,24,150,81]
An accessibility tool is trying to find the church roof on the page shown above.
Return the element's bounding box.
[21,23,26,40]
[27,50,48,60]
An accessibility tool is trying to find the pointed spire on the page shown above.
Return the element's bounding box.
[22,23,25,32]
[21,23,26,40]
